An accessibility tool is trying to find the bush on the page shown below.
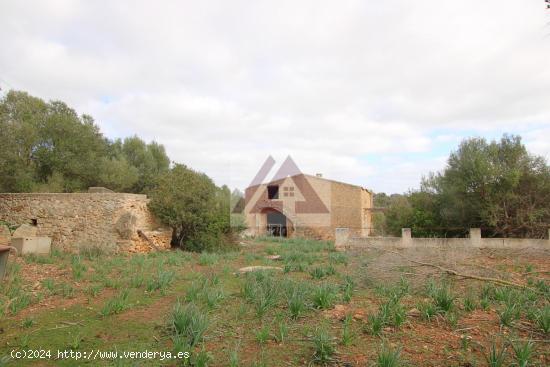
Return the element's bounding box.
[288,287,308,319]
[149,164,237,252]
[376,344,402,367]
[311,283,337,310]
[485,342,506,367]
[170,301,209,348]
[311,326,335,365]
[427,281,455,313]
[101,290,130,316]
[241,271,280,317]
[534,305,549,333]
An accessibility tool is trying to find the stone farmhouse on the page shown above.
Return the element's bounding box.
[243,173,374,240]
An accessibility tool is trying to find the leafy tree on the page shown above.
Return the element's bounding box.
[378,135,550,238]
[0,91,47,191]
[148,164,234,251]
[0,90,169,194]
[118,136,170,193]
[97,157,139,192]
[427,135,550,238]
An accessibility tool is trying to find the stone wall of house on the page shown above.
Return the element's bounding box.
[0,193,160,251]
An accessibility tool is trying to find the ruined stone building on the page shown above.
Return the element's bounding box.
[0,190,169,252]
[243,173,374,240]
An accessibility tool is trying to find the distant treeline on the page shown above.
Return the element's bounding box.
[0,90,170,193]
[373,135,550,239]
[0,90,239,251]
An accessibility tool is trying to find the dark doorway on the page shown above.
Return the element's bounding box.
[266,211,287,237]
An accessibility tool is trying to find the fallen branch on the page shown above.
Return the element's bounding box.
[522,270,550,276]
[385,250,538,292]
[137,230,161,252]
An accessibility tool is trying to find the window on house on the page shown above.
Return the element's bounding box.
[267,185,279,199]
[282,186,295,197]
[31,219,38,226]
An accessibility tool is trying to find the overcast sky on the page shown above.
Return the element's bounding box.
[1,1,549,193]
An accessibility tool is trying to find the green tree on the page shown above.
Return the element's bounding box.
[375,135,550,238]
[0,91,47,191]
[148,164,234,251]
[118,136,170,193]
[0,90,169,194]
[97,157,139,192]
[425,135,550,238]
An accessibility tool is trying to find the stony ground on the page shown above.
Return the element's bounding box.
[0,238,548,366]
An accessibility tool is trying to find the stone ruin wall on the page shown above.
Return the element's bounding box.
[0,193,167,252]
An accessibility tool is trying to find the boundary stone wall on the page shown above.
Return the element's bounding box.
[0,193,157,251]
[335,227,550,250]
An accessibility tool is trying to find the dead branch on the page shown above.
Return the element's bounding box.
[522,270,550,276]
[384,250,538,292]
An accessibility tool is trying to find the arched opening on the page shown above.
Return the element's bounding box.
[262,208,293,237]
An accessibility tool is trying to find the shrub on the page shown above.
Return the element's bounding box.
[485,342,506,367]
[86,285,102,297]
[427,282,455,313]
[22,317,34,328]
[418,301,437,321]
[463,295,477,312]
[130,272,145,288]
[170,302,209,348]
[480,296,491,311]
[390,303,406,328]
[193,347,213,367]
[534,305,549,333]
[497,303,520,327]
[78,243,107,260]
[274,319,288,344]
[328,252,348,265]
[146,270,175,294]
[148,164,237,252]
[71,255,87,281]
[9,290,31,315]
[204,288,225,309]
[341,276,355,303]
[366,313,385,336]
[511,340,534,367]
[311,326,335,365]
[309,265,336,280]
[241,271,280,317]
[198,252,220,266]
[376,344,402,367]
[341,314,354,346]
[101,290,130,316]
[229,349,239,367]
[255,325,270,344]
[288,289,308,319]
[311,283,337,310]
[41,278,55,293]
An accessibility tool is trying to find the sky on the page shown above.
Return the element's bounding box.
[1,0,549,193]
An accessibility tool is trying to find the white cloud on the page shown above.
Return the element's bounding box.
[1,0,549,193]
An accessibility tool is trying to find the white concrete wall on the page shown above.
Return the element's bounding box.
[335,228,550,250]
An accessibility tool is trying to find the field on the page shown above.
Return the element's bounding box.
[0,238,549,366]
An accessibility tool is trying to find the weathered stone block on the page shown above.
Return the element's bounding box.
[11,237,51,255]
[12,223,38,238]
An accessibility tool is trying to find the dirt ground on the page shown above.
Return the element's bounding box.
[0,239,548,366]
